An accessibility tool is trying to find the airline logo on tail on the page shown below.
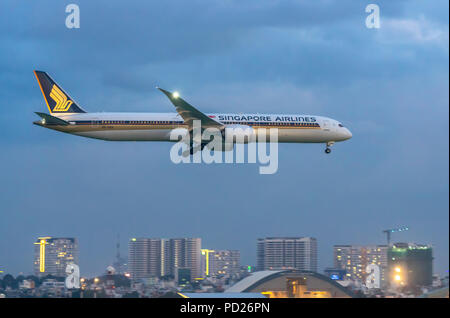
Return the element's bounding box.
[49,85,73,112]
[34,70,86,114]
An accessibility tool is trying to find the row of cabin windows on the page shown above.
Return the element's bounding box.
[92,121,319,126]
[98,121,180,124]
[223,121,319,126]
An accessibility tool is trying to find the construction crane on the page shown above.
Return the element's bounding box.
[383,226,409,245]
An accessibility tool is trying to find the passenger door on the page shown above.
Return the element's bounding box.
[91,117,100,129]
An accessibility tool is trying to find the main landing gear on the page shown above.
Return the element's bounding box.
[325,141,335,154]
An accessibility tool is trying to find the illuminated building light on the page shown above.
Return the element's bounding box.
[34,237,51,273]
[201,249,215,276]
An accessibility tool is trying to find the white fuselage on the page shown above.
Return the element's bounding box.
[38,112,352,143]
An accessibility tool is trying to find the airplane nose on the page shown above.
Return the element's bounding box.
[344,128,352,140]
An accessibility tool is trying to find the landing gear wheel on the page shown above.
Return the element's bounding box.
[325,141,335,154]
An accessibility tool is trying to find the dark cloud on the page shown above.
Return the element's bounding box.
[0,0,448,277]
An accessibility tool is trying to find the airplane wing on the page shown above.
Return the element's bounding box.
[157,88,224,129]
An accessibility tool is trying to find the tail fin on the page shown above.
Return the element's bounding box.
[34,70,86,114]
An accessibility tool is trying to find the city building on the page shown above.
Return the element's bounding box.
[257,237,317,272]
[388,242,433,289]
[33,237,79,277]
[176,268,192,286]
[169,238,202,281]
[128,237,201,282]
[333,245,388,287]
[128,238,167,280]
[201,249,240,278]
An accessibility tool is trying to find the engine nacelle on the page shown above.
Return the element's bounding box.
[169,125,254,151]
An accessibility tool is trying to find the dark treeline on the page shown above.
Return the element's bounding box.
[0,274,65,290]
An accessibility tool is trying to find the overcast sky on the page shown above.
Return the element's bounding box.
[0,0,448,277]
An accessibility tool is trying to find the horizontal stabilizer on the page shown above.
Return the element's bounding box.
[35,112,70,126]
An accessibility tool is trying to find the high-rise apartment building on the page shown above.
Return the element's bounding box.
[128,238,167,279]
[257,237,318,272]
[169,238,202,280]
[387,242,433,288]
[201,249,240,278]
[128,237,201,281]
[33,237,79,277]
[333,245,388,286]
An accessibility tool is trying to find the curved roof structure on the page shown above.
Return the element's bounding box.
[226,271,283,293]
[225,270,355,298]
[178,292,267,298]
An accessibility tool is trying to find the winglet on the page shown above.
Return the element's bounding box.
[157,87,223,128]
[157,88,182,105]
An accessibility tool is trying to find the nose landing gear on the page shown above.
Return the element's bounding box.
[325,141,335,154]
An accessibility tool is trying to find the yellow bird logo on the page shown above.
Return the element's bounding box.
[50,85,73,111]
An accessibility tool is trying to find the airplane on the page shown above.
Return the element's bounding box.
[32,70,352,154]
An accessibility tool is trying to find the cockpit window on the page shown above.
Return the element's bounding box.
[338,123,344,127]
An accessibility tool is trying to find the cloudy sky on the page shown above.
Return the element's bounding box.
[0,0,448,277]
